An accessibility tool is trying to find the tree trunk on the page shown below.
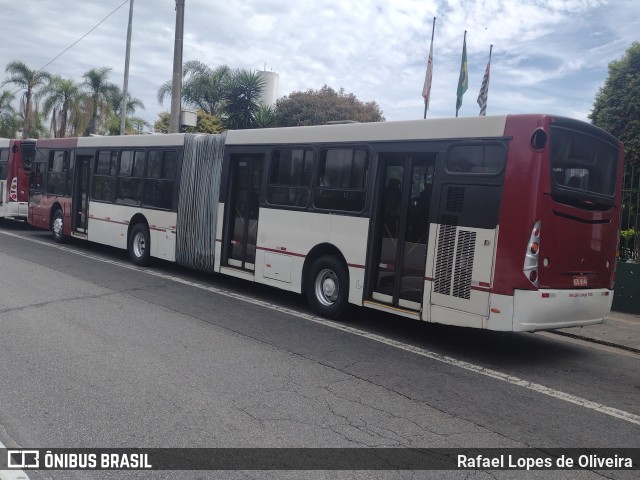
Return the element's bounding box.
[23,89,32,138]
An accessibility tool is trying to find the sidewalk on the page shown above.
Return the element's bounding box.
[552,311,640,353]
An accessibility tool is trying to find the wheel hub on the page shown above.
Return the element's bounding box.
[322,278,336,297]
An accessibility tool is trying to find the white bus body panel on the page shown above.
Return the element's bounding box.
[254,209,368,304]
[426,223,498,327]
[87,202,177,262]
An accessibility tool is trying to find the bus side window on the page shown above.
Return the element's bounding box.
[29,163,45,191]
[143,150,176,209]
[314,148,368,212]
[117,150,145,205]
[446,144,505,175]
[267,148,313,208]
[46,150,68,196]
[92,150,117,202]
[0,149,8,179]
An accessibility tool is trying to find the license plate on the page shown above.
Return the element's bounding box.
[573,275,588,287]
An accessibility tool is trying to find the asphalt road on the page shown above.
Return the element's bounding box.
[0,219,638,480]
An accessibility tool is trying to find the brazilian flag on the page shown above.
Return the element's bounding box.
[456,32,468,116]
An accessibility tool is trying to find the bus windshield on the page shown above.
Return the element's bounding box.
[549,125,618,208]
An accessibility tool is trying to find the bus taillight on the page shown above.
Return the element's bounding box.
[523,221,541,288]
[9,177,17,201]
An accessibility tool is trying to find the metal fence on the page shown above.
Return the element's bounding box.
[620,162,640,262]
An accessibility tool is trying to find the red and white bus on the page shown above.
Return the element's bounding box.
[28,114,623,331]
[1,138,34,219]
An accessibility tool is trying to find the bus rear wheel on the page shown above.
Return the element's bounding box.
[128,223,150,266]
[306,255,349,319]
[52,209,65,243]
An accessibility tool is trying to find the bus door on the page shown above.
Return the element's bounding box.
[224,154,264,271]
[72,154,92,233]
[368,153,435,312]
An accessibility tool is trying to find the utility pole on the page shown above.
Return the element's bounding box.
[120,0,134,135]
[169,0,185,133]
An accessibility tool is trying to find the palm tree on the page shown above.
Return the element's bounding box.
[222,69,266,130]
[0,90,18,137]
[83,67,118,135]
[0,90,16,120]
[104,87,145,135]
[3,61,51,138]
[129,117,151,135]
[253,104,276,128]
[157,61,231,116]
[38,76,85,138]
[109,87,145,118]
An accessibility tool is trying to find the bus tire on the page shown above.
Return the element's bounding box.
[306,255,349,319]
[51,209,66,243]
[128,223,151,266]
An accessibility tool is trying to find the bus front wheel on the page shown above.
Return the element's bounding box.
[128,223,151,266]
[52,209,65,243]
[306,255,349,319]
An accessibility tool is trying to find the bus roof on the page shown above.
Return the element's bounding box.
[0,138,10,148]
[226,115,509,145]
[73,133,186,148]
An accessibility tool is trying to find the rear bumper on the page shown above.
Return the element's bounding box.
[487,288,613,332]
[0,200,27,218]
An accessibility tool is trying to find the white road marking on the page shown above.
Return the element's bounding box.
[3,229,640,427]
[0,440,30,479]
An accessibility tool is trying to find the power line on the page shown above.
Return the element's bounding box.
[37,0,130,72]
[4,0,130,97]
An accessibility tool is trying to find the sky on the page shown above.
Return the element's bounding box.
[0,0,639,132]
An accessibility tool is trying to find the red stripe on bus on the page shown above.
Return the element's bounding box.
[470,285,491,292]
[90,216,169,232]
[255,246,364,269]
[90,216,131,227]
[257,246,306,258]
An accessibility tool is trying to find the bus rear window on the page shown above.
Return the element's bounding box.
[550,126,618,207]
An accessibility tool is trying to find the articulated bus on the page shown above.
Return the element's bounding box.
[0,138,35,219]
[27,115,623,331]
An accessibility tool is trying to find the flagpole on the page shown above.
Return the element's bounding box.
[423,16,436,119]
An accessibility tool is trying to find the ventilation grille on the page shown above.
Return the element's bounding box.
[446,186,466,213]
[434,224,456,295]
[434,225,476,299]
[452,231,476,299]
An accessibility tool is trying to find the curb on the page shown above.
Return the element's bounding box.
[549,329,640,355]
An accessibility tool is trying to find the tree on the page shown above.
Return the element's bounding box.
[0,90,19,138]
[104,87,145,135]
[157,62,266,130]
[3,61,51,138]
[274,85,384,127]
[37,75,85,138]
[83,67,118,135]
[158,61,231,117]
[221,69,265,130]
[154,110,224,134]
[589,42,640,165]
[591,43,640,261]
[253,104,277,128]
